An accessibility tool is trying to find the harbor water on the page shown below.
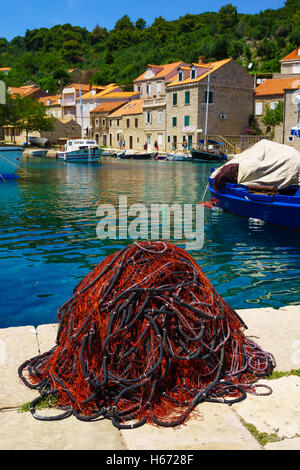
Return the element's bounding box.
[1,155,300,328]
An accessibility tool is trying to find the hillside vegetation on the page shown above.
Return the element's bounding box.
[0,1,299,92]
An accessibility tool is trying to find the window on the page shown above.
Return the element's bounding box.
[172,117,177,127]
[157,82,161,94]
[135,118,138,128]
[101,118,105,126]
[158,110,162,124]
[146,111,152,124]
[255,102,263,115]
[146,84,151,95]
[167,136,171,143]
[137,85,141,93]
[191,68,196,79]
[178,70,183,82]
[204,91,213,104]
[185,91,190,104]
[184,116,190,126]
[109,119,112,126]
[292,64,300,74]
[173,93,177,106]
[117,119,120,127]
[127,119,130,128]
[95,118,99,127]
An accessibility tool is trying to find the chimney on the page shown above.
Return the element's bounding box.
[198,56,206,65]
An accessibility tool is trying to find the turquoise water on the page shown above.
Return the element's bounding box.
[1,156,300,328]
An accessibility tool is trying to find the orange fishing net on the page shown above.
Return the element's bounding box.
[19,241,275,428]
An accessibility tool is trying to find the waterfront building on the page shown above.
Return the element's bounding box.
[108,99,145,150]
[134,61,188,152]
[90,101,127,146]
[165,58,254,151]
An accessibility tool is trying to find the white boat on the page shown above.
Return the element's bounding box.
[0,146,24,179]
[30,149,48,157]
[166,153,192,161]
[28,136,49,148]
[56,139,103,163]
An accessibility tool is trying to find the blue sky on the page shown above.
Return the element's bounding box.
[1,0,286,40]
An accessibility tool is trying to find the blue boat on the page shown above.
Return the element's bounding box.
[0,147,24,180]
[208,177,300,230]
[207,140,300,231]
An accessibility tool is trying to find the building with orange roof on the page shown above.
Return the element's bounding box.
[165,58,254,152]
[8,84,47,100]
[90,101,127,146]
[106,99,145,150]
[133,61,189,151]
[74,84,140,138]
[254,74,300,149]
[0,67,11,75]
[39,95,62,119]
[280,46,300,76]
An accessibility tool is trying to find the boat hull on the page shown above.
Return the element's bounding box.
[30,150,48,157]
[0,147,24,178]
[56,148,102,163]
[121,153,153,160]
[208,177,300,230]
[191,149,227,163]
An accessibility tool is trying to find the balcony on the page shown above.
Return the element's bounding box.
[143,97,166,109]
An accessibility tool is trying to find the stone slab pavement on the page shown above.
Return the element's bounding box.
[0,305,299,450]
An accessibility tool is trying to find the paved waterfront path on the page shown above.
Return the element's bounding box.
[0,306,299,450]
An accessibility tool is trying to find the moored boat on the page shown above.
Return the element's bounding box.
[28,136,49,148]
[166,153,192,161]
[120,150,153,160]
[191,140,227,163]
[30,149,48,157]
[206,140,300,230]
[56,139,103,163]
[0,146,24,180]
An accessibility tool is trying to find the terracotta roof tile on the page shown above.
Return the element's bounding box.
[90,101,126,113]
[109,99,144,117]
[167,58,232,87]
[134,61,184,82]
[255,77,300,96]
[281,46,300,62]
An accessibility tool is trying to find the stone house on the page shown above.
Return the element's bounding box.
[39,95,62,120]
[165,58,254,151]
[133,61,189,152]
[108,99,145,150]
[75,83,123,134]
[280,46,300,76]
[90,101,127,146]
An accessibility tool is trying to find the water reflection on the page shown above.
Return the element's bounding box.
[0,157,300,327]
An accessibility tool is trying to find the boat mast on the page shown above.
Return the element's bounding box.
[204,63,211,149]
[79,85,84,139]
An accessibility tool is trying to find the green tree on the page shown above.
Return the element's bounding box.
[218,4,238,30]
[14,95,55,144]
[262,102,284,134]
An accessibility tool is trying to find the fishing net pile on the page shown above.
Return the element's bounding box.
[19,241,275,429]
[214,163,239,192]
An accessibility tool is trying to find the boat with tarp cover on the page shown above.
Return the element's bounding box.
[207,140,300,230]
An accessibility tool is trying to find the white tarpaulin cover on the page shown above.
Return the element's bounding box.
[211,139,300,189]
